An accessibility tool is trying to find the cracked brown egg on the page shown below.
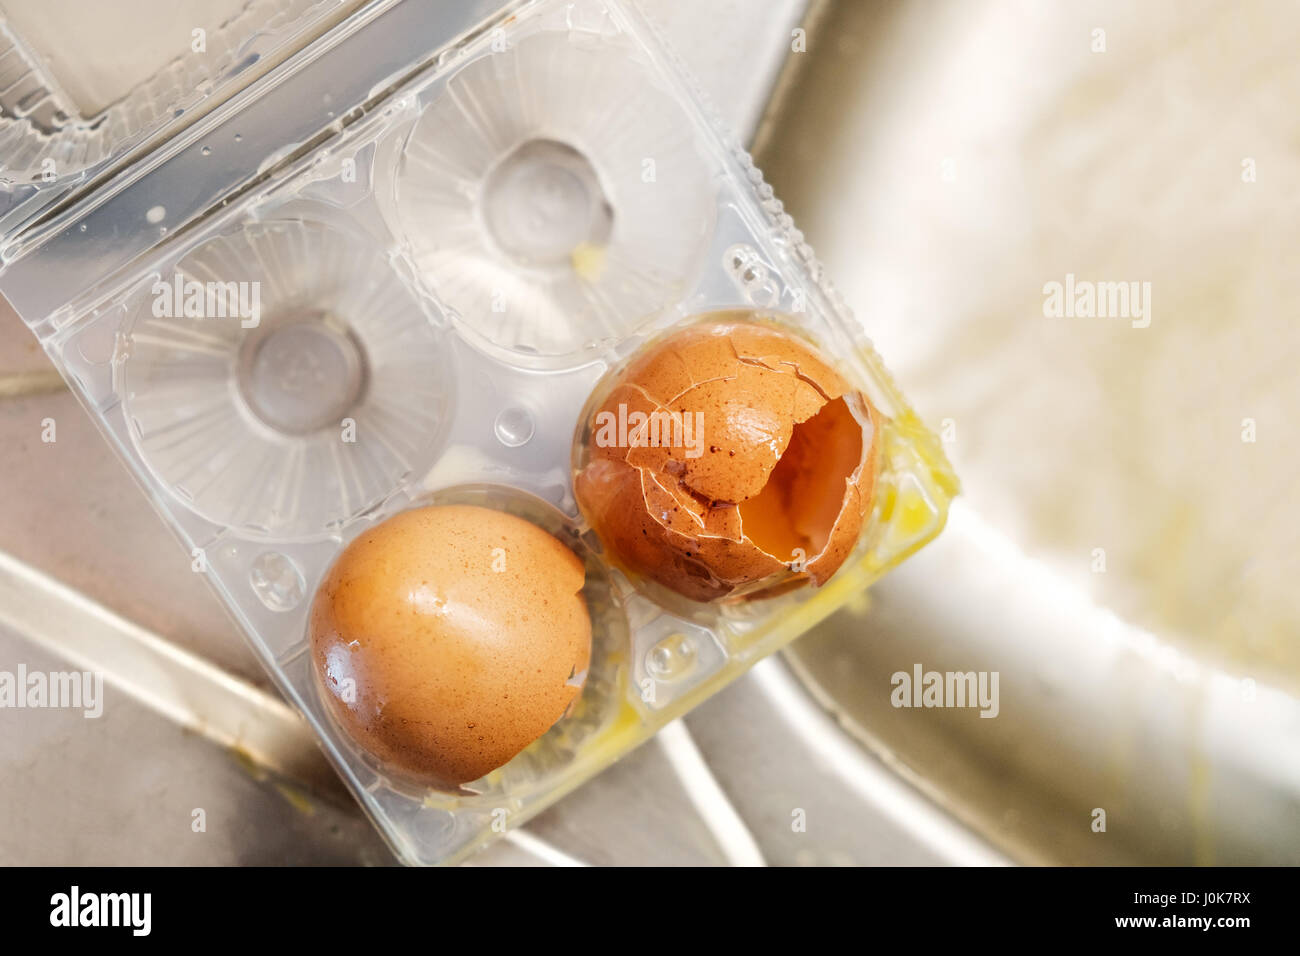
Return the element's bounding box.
[574,316,881,602]
[309,504,591,788]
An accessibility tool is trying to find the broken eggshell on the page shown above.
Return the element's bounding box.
[573,315,881,602]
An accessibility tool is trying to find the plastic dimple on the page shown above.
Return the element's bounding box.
[725,243,782,306]
[249,551,307,612]
[494,407,536,448]
[647,632,697,680]
[630,613,726,713]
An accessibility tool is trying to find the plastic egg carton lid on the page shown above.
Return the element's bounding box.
[0,0,396,237]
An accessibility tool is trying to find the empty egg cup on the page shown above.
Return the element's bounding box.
[387,30,715,369]
[119,218,453,539]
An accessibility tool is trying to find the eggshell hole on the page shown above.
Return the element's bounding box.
[737,396,864,563]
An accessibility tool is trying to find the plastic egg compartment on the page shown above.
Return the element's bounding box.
[39,0,954,864]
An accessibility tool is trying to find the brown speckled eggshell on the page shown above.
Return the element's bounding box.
[575,314,881,602]
[309,504,591,788]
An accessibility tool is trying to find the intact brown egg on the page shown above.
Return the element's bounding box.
[574,314,881,602]
[309,504,592,788]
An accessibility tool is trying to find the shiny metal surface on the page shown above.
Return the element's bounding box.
[763,0,1300,864]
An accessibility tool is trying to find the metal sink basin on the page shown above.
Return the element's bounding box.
[763,0,1300,864]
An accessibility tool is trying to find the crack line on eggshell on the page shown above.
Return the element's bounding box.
[632,379,832,517]
[600,324,872,599]
[633,367,823,476]
[725,328,842,401]
[631,345,833,426]
[734,356,839,411]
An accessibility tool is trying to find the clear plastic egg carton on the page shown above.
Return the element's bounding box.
[0,0,956,864]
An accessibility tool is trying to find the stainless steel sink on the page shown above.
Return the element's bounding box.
[763,0,1300,865]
